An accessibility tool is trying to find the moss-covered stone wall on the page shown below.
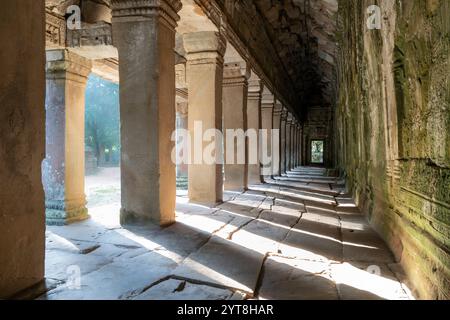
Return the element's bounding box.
[336,0,449,299]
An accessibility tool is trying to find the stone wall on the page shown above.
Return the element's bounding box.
[0,0,46,298]
[336,0,449,299]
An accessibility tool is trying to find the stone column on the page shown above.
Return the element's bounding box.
[43,50,92,226]
[285,113,293,172]
[176,101,189,179]
[111,0,181,226]
[0,0,45,298]
[290,119,296,170]
[291,120,298,169]
[271,101,283,177]
[280,108,288,175]
[246,72,263,185]
[223,60,250,191]
[175,62,189,189]
[298,125,303,166]
[296,123,301,167]
[260,87,275,180]
[184,31,226,205]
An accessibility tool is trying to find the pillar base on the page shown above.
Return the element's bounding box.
[120,208,175,228]
[176,176,189,190]
[45,206,89,226]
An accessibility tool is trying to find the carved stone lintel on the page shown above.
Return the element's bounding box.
[46,50,92,83]
[111,0,182,29]
[67,22,113,48]
[45,9,66,48]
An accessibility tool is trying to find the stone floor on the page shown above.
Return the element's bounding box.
[38,167,414,300]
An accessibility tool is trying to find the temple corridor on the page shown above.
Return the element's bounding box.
[34,167,411,300]
[0,0,448,301]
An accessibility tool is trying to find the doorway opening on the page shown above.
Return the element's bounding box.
[311,140,325,165]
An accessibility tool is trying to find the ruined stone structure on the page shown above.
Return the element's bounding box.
[0,0,448,300]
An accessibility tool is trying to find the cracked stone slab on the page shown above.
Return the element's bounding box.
[41,250,182,300]
[258,256,338,300]
[301,211,340,227]
[274,198,306,211]
[330,262,411,300]
[232,219,291,254]
[278,219,342,262]
[133,279,241,300]
[45,250,112,281]
[217,202,261,219]
[46,231,101,254]
[259,209,301,228]
[46,222,108,243]
[342,228,395,263]
[339,215,371,231]
[214,214,254,240]
[177,211,235,235]
[176,202,219,216]
[173,236,265,295]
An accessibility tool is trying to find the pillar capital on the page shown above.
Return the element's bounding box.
[261,85,275,108]
[287,113,294,123]
[46,49,92,82]
[183,31,227,65]
[111,0,182,28]
[223,60,250,87]
[281,107,289,121]
[273,100,283,115]
[248,71,263,100]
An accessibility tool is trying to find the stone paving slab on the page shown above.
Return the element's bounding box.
[232,219,291,254]
[42,250,182,300]
[133,279,240,300]
[259,208,302,227]
[45,250,112,281]
[279,219,342,262]
[41,166,410,300]
[330,262,411,300]
[173,236,265,295]
[342,228,395,263]
[258,256,338,300]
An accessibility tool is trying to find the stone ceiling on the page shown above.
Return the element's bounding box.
[253,0,338,106]
[46,0,338,108]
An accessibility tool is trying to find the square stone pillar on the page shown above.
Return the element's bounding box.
[292,121,298,170]
[0,0,45,297]
[289,117,296,170]
[184,31,227,205]
[111,0,181,226]
[176,101,189,179]
[246,72,263,185]
[43,49,92,225]
[260,87,275,180]
[296,123,301,167]
[285,114,293,172]
[223,60,250,191]
[271,101,283,177]
[298,125,303,166]
[280,108,288,174]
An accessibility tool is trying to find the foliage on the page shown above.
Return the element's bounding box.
[85,75,120,166]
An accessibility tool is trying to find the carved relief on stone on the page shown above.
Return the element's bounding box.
[67,22,113,48]
[45,9,66,48]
